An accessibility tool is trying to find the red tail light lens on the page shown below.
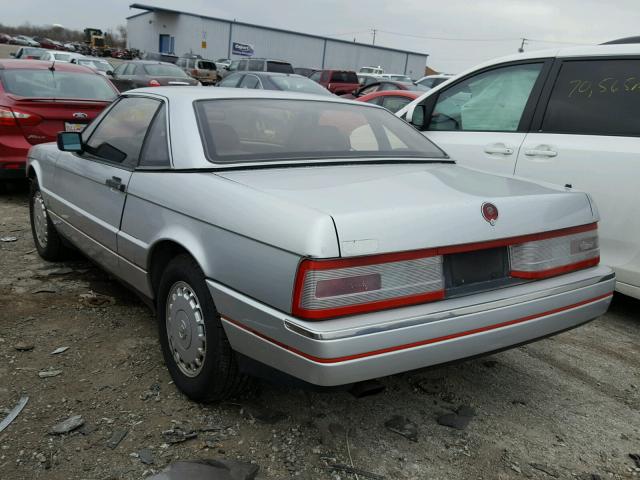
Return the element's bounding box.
[509,223,599,279]
[292,250,445,320]
[148,79,161,87]
[0,107,17,126]
[0,107,41,127]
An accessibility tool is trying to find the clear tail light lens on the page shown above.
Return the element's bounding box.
[148,79,161,87]
[509,223,599,279]
[292,251,444,320]
[0,107,41,127]
[0,107,17,126]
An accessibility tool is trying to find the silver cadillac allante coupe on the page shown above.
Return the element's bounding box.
[26,87,615,401]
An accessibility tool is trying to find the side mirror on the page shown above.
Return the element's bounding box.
[106,70,114,76]
[410,104,426,128]
[57,132,83,152]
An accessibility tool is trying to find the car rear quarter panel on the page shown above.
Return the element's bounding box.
[119,171,340,312]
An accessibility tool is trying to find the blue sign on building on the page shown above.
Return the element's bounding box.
[232,42,254,57]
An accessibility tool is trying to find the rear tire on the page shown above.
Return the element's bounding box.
[29,178,67,261]
[157,254,254,402]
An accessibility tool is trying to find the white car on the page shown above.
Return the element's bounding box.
[74,57,114,76]
[39,50,86,63]
[398,44,640,299]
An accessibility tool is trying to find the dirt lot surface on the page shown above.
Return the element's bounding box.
[1,183,639,480]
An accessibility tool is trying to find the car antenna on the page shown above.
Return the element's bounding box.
[49,59,56,72]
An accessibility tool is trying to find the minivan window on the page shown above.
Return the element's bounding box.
[266,61,294,73]
[427,63,543,132]
[541,59,640,137]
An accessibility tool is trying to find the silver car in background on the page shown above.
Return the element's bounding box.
[26,88,614,401]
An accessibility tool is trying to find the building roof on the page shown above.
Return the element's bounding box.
[128,3,429,58]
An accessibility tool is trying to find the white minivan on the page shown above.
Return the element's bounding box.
[398,44,640,299]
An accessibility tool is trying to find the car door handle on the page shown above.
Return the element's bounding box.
[484,145,514,155]
[524,148,557,157]
[105,176,125,192]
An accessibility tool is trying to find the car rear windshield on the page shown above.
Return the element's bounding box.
[197,61,216,70]
[142,64,189,77]
[266,61,294,73]
[78,59,111,72]
[0,70,117,100]
[330,71,358,83]
[195,99,446,164]
[270,76,331,95]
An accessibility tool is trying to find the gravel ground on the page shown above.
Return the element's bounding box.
[1,183,639,480]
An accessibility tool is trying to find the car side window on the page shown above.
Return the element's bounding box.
[541,59,640,136]
[139,103,170,167]
[426,63,543,132]
[248,60,263,71]
[238,60,248,71]
[113,63,127,75]
[382,95,412,113]
[218,73,243,88]
[320,71,330,82]
[84,97,160,166]
[124,63,137,75]
[239,75,260,89]
[310,71,322,82]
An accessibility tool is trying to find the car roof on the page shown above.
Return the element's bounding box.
[363,90,421,98]
[466,43,640,72]
[129,60,178,65]
[245,72,306,78]
[0,59,98,73]
[126,86,364,104]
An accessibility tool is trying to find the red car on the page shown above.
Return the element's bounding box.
[310,69,359,95]
[0,60,118,180]
[354,90,422,113]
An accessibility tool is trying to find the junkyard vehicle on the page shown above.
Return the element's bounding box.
[38,50,86,63]
[397,43,640,299]
[27,88,614,401]
[342,80,427,99]
[108,60,199,91]
[355,90,421,113]
[217,72,332,95]
[309,69,360,95]
[236,58,294,74]
[0,59,117,180]
[75,57,114,76]
[176,56,218,85]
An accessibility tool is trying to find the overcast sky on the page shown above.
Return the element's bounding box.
[4,0,639,72]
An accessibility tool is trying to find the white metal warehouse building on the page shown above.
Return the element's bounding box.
[126,3,429,78]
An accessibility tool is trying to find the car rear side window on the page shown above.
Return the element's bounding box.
[266,61,294,73]
[239,75,260,89]
[330,71,358,83]
[541,59,640,136]
[139,104,170,167]
[0,70,116,101]
[85,97,160,166]
[427,63,543,132]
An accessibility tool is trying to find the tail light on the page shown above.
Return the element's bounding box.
[510,223,599,279]
[148,79,161,87]
[292,250,444,320]
[0,107,42,127]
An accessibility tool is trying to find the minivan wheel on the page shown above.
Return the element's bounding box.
[29,178,67,261]
[157,254,254,402]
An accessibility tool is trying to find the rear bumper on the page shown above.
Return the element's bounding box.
[0,164,26,179]
[208,265,615,386]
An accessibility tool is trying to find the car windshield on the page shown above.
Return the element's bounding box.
[53,53,72,61]
[270,76,332,95]
[78,59,111,72]
[197,61,216,70]
[0,70,116,100]
[330,71,358,83]
[266,61,294,73]
[143,64,189,77]
[195,99,446,164]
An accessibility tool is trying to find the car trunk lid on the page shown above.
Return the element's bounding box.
[7,98,109,145]
[217,163,596,257]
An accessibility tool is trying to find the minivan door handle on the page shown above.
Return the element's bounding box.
[484,144,514,155]
[105,176,125,192]
[524,147,558,157]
